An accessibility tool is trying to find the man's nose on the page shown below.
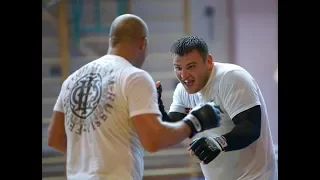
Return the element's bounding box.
[181,68,189,80]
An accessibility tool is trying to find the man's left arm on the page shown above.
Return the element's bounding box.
[221,104,261,151]
[218,70,262,151]
[47,85,67,155]
[189,70,262,163]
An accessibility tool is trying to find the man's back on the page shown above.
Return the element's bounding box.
[58,55,146,180]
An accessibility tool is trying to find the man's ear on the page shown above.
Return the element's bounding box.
[141,37,148,50]
[207,54,214,68]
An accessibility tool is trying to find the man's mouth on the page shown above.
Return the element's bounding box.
[183,79,194,87]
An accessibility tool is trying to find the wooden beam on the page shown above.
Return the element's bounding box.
[58,0,70,81]
[57,1,69,176]
[126,0,131,13]
[183,0,191,35]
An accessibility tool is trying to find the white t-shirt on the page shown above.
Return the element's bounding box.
[169,62,278,180]
[54,54,161,180]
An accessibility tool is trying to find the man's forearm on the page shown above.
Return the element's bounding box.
[155,121,191,150]
[222,120,260,151]
[218,105,261,152]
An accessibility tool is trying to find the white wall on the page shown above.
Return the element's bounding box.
[231,0,278,144]
[190,0,230,63]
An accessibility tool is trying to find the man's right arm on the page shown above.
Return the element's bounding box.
[125,71,191,152]
[131,114,191,152]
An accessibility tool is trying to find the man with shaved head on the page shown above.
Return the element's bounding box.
[47,14,221,180]
[108,14,149,68]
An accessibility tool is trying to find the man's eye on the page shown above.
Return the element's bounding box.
[187,65,195,69]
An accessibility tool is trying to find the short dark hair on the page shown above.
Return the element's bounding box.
[170,36,208,60]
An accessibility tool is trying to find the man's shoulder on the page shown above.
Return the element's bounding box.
[117,67,155,91]
[215,62,247,76]
[63,72,76,85]
[122,66,151,79]
[216,64,258,98]
[215,63,252,83]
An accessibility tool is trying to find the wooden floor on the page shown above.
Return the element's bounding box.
[42,139,205,180]
[143,174,204,180]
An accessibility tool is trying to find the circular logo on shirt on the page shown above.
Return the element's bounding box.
[70,73,102,119]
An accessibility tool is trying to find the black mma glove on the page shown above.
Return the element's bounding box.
[183,102,221,138]
[157,84,171,122]
[189,136,228,164]
[157,84,165,112]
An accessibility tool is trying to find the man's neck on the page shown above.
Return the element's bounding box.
[107,47,135,64]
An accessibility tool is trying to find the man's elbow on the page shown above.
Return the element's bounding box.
[47,135,67,155]
[141,140,160,153]
[244,120,261,145]
[47,142,55,148]
[47,130,65,149]
[47,135,58,148]
[139,133,163,153]
[47,127,56,147]
[144,145,158,153]
[250,128,261,143]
